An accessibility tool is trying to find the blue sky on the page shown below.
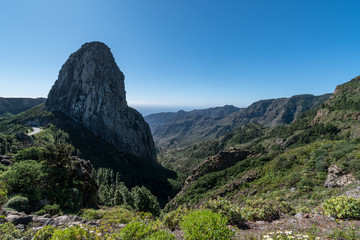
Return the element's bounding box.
[1,0,360,111]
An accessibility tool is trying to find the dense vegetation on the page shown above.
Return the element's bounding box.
[2,77,360,238]
[0,143,97,212]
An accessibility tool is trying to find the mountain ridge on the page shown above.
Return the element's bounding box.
[146,93,331,148]
[0,97,46,117]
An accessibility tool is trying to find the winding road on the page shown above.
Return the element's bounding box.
[27,127,42,136]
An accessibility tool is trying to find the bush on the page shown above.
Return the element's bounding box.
[5,196,29,212]
[2,160,46,202]
[81,208,106,220]
[33,225,56,240]
[146,230,176,240]
[180,209,234,240]
[0,222,21,239]
[163,206,188,231]
[0,180,7,206]
[51,226,96,240]
[323,196,360,219]
[204,197,244,227]
[81,206,135,224]
[114,219,155,240]
[36,204,61,216]
[241,199,294,221]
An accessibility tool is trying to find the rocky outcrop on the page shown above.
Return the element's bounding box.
[0,155,12,166]
[70,157,98,208]
[46,42,156,162]
[188,148,255,184]
[167,148,256,210]
[3,210,99,229]
[324,165,357,188]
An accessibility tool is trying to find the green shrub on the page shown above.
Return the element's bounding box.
[81,208,106,220]
[5,196,29,212]
[241,199,294,221]
[35,209,47,216]
[328,224,360,240]
[2,160,46,202]
[163,206,188,231]
[51,226,96,240]
[33,225,56,240]
[114,219,155,240]
[44,204,61,216]
[36,204,61,216]
[0,222,22,239]
[323,196,360,219]
[146,230,176,240]
[0,180,7,206]
[204,197,244,227]
[180,209,234,240]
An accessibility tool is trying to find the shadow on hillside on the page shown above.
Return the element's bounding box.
[51,111,178,207]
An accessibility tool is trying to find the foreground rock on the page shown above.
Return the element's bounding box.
[46,41,156,162]
[3,210,99,229]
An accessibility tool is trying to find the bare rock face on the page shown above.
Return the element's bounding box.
[324,165,357,188]
[46,42,156,162]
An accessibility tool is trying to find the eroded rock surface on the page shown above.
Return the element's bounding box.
[324,165,357,188]
[46,42,156,162]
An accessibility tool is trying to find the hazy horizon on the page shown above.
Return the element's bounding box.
[130,105,210,116]
[0,90,334,117]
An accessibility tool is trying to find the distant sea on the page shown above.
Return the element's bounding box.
[129,105,203,117]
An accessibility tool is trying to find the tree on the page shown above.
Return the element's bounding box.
[131,186,160,216]
[42,143,74,167]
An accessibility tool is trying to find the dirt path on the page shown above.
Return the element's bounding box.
[27,127,42,136]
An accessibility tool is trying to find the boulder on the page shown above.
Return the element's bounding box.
[5,212,33,226]
[324,165,357,188]
[0,159,12,166]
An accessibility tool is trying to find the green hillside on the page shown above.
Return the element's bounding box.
[0,97,46,117]
[1,77,360,239]
[165,76,360,212]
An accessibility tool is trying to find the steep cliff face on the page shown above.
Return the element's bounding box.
[46,42,156,162]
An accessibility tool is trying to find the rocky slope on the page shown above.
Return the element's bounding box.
[47,42,156,162]
[146,94,331,148]
[0,97,46,116]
